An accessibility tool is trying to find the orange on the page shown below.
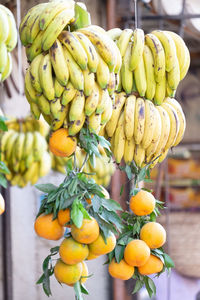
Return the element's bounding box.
[0,194,5,215]
[108,258,135,280]
[138,254,164,275]
[71,217,99,244]
[49,128,77,157]
[89,232,116,256]
[34,213,64,240]
[124,239,150,267]
[57,209,70,226]
[140,222,166,249]
[86,252,99,260]
[54,259,82,286]
[129,190,155,216]
[80,261,88,284]
[59,237,89,265]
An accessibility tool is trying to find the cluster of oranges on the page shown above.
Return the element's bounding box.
[108,190,166,280]
[34,204,116,286]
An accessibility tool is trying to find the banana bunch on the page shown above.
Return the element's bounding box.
[0,127,51,187]
[0,4,17,82]
[108,28,190,105]
[6,116,49,137]
[51,146,115,187]
[105,94,186,168]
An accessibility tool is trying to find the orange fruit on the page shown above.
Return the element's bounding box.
[124,239,150,267]
[138,254,164,275]
[80,261,88,284]
[86,252,99,260]
[49,128,77,157]
[59,237,89,265]
[108,258,135,280]
[57,209,70,226]
[89,232,116,256]
[34,213,64,240]
[140,222,166,249]
[54,259,82,286]
[129,190,155,216]
[71,217,99,244]
[0,194,5,215]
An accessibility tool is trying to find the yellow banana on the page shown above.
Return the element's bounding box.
[37,94,51,115]
[107,28,122,41]
[69,91,85,122]
[1,129,15,153]
[23,132,34,159]
[134,144,145,168]
[85,83,99,116]
[39,53,55,101]
[83,69,95,96]
[154,75,166,105]
[0,8,9,43]
[141,100,157,149]
[68,111,85,136]
[124,95,136,140]
[167,56,180,90]
[0,5,17,52]
[61,82,77,105]
[33,131,47,161]
[121,43,133,94]
[96,54,110,89]
[55,78,65,98]
[113,112,125,164]
[134,55,147,97]
[107,72,116,96]
[30,53,43,93]
[129,28,144,71]
[50,97,62,119]
[96,88,110,114]
[0,43,7,73]
[143,45,156,100]
[88,112,101,134]
[24,69,38,103]
[51,105,68,131]
[117,28,133,57]
[124,138,135,165]
[5,132,18,161]
[134,97,145,144]
[39,152,51,177]
[1,52,12,81]
[24,161,39,183]
[101,95,113,125]
[49,39,69,86]
[26,31,44,62]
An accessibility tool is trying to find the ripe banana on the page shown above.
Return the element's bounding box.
[0,5,17,52]
[69,91,85,122]
[25,69,38,103]
[167,56,180,90]
[107,28,122,41]
[30,53,43,93]
[113,112,125,164]
[83,69,95,96]
[68,111,85,136]
[26,31,44,62]
[154,75,166,105]
[107,72,116,96]
[61,82,77,105]
[55,78,65,98]
[129,28,144,71]
[134,97,145,145]
[117,28,133,58]
[124,95,136,140]
[37,94,51,115]
[124,138,135,165]
[1,52,12,81]
[101,95,113,125]
[141,100,157,149]
[39,53,55,100]
[134,144,145,168]
[121,44,133,94]
[88,112,101,134]
[134,55,147,97]
[85,83,99,116]
[0,8,9,43]
[51,105,68,130]
[96,88,110,114]
[96,54,110,89]
[143,45,156,100]
[0,43,8,73]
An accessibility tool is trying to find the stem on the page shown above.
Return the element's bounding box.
[80,153,89,172]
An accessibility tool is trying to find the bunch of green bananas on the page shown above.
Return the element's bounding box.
[107,28,190,105]
[20,1,122,135]
[0,4,17,82]
[104,94,186,168]
[51,146,115,187]
[1,127,51,187]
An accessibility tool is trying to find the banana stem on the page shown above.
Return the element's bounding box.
[80,153,89,172]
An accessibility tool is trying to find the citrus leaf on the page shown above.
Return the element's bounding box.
[114,244,125,263]
[132,279,144,294]
[71,201,83,228]
[163,253,175,268]
[0,161,10,174]
[74,281,84,300]
[0,173,7,188]
[0,116,8,131]
[80,283,89,295]
[101,198,122,211]
[35,183,57,193]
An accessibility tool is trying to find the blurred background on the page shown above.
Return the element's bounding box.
[0,0,200,299]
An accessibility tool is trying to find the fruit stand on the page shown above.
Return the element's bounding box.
[0,0,199,300]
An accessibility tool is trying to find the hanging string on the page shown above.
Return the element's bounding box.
[16,0,23,95]
[134,0,138,29]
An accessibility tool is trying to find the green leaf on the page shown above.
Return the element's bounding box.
[35,183,57,193]
[71,201,83,228]
[163,253,175,268]
[0,173,7,188]
[80,284,89,295]
[0,161,10,174]
[36,274,45,284]
[101,198,122,212]
[79,204,91,220]
[125,165,132,180]
[132,279,144,294]
[71,3,91,31]
[114,244,125,263]
[0,116,8,131]
[74,281,84,300]
[150,211,157,222]
[138,167,148,182]
[144,276,156,298]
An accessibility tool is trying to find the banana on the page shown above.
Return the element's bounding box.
[107,72,116,96]
[26,31,44,62]
[101,95,113,125]
[154,75,166,105]
[107,28,122,41]
[42,9,75,51]
[113,112,125,164]
[88,112,101,134]
[33,131,47,161]
[15,132,25,162]
[96,88,110,114]
[61,82,77,105]
[124,95,136,140]
[143,45,156,100]
[25,69,38,103]
[161,102,180,150]
[0,8,9,43]
[85,83,99,116]
[5,132,18,161]
[78,28,117,72]
[1,130,15,153]
[39,53,55,101]
[124,138,135,165]
[96,54,110,89]
[134,144,145,168]
[50,97,62,119]
[30,163,40,185]
[158,149,169,164]
[62,46,84,91]
[39,0,74,31]
[1,52,12,81]
[164,97,186,146]
[151,30,177,72]
[141,100,157,149]
[83,69,95,96]
[51,105,68,130]
[30,54,43,93]
[129,28,144,71]
[117,28,133,58]
[49,39,69,86]
[39,152,51,177]
[106,92,126,137]
[145,108,162,160]
[30,103,41,120]
[43,113,52,126]
[0,43,8,73]
[145,33,165,83]
[69,91,85,122]
[166,82,176,98]
[68,111,85,136]
[134,98,145,145]
[111,40,122,74]
[86,25,106,34]
[73,32,99,73]
[99,124,106,136]
[37,94,51,115]
[154,106,170,157]
[59,31,88,70]
[24,161,39,183]
[134,55,147,97]
[55,78,65,98]
[121,43,133,94]
[0,5,17,52]
[167,56,180,90]
[165,31,190,80]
